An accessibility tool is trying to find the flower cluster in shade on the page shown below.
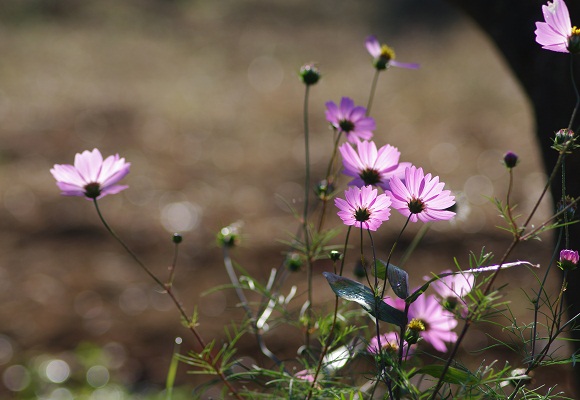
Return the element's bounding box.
[429,270,475,316]
[385,293,458,352]
[367,331,414,361]
[50,148,131,200]
[535,0,580,54]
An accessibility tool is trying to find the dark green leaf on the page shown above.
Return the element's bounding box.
[323,272,406,326]
[384,261,409,299]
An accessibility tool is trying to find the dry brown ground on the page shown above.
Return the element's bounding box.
[0,0,575,397]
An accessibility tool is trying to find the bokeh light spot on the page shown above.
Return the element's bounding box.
[160,201,202,232]
[0,335,14,365]
[463,175,494,205]
[2,365,31,392]
[45,359,70,383]
[429,142,459,174]
[86,365,110,388]
[118,286,148,316]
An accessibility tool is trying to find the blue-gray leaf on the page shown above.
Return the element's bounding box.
[323,272,406,326]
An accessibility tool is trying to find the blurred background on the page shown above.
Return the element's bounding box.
[0,0,574,398]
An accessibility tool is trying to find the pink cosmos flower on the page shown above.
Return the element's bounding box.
[430,270,474,301]
[429,270,474,316]
[295,370,315,383]
[50,148,131,200]
[334,185,391,231]
[367,331,414,360]
[407,294,458,352]
[384,295,406,312]
[339,141,410,190]
[387,166,455,223]
[325,97,375,144]
[535,0,580,53]
[365,35,420,70]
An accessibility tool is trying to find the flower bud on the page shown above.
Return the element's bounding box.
[172,233,183,244]
[217,222,243,248]
[552,128,577,152]
[329,250,342,262]
[315,179,335,201]
[284,252,304,272]
[299,64,320,86]
[405,318,425,345]
[558,249,579,271]
[503,151,519,169]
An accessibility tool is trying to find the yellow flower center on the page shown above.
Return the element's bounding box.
[568,27,580,54]
[408,318,426,332]
[380,44,396,62]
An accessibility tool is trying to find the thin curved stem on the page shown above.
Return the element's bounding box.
[530,229,562,361]
[567,55,580,130]
[92,199,242,400]
[429,238,519,400]
[166,239,180,287]
[366,69,381,116]
[318,130,344,232]
[302,84,315,352]
[306,226,352,400]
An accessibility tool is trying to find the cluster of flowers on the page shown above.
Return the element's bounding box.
[535,0,580,270]
[370,270,474,357]
[49,17,580,388]
[324,93,462,354]
[322,37,464,356]
[327,36,454,232]
[328,95,456,230]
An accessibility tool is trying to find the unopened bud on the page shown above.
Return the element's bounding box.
[503,151,519,169]
[299,64,321,86]
[315,179,335,201]
[329,250,342,262]
[172,233,183,244]
[284,252,304,272]
[217,222,243,248]
[558,249,579,271]
[552,128,578,153]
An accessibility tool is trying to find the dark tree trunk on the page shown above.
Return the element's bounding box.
[447,0,580,392]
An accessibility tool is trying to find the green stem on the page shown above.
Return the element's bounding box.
[302,84,315,352]
[92,199,243,400]
[567,55,580,130]
[530,229,562,361]
[366,69,381,116]
[318,130,344,232]
[399,221,430,268]
[306,226,352,400]
[166,239,180,287]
